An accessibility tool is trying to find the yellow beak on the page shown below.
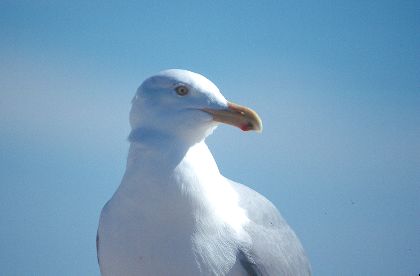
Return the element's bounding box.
[202,102,262,132]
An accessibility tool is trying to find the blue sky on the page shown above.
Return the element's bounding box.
[1,1,419,275]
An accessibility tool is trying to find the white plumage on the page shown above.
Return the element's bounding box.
[97,69,311,275]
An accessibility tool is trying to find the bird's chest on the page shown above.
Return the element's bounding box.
[98,198,202,276]
[98,145,247,275]
[98,193,243,276]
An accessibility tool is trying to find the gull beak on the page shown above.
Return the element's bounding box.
[202,102,263,132]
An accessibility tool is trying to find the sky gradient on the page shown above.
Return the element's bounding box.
[1,1,419,275]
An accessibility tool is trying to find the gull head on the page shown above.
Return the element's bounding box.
[130,69,262,144]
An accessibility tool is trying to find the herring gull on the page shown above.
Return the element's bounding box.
[97,69,311,275]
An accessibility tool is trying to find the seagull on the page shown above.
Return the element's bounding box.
[97,69,311,276]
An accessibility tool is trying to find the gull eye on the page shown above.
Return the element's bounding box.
[175,85,189,96]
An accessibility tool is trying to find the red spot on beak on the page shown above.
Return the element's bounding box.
[240,123,253,131]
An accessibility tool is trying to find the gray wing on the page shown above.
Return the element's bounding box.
[229,179,311,276]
